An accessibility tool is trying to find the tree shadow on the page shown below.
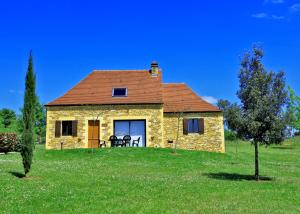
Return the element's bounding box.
[204,172,273,181]
[9,171,25,178]
[272,146,294,150]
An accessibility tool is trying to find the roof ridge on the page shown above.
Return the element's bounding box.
[93,69,149,72]
[163,83,185,85]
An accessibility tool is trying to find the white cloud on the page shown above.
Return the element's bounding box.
[202,96,218,104]
[9,89,23,95]
[252,13,268,18]
[252,12,285,20]
[271,15,285,19]
[264,0,284,4]
[290,3,300,13]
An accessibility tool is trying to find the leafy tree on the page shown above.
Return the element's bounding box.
[217,99,242,132]
[287,86,300,132]
[34,100,46,144]
[217,99,230,126]
[0,108,16,128]
[21,51,37,176]
[18,98,46,144]
[236,46,288,180]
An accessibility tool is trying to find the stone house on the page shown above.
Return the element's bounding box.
[45,62,225,152]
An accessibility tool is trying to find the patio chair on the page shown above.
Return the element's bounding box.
[109,135,118,147]
[99,140,106,148]
[132,137,140,147]
[123,135,131,147]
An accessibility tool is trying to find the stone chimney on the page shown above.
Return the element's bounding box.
[150,61,159,77]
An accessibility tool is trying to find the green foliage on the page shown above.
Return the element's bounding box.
[18,98,46,144]
[236,46,288,144]
[0,100,46,145]
[287,86,300,131]
[0,109,20,134]
[220,46,289,180]
[0,108,16,128]
[20,51,37,175]
[224,130,238,141]
[217,99,242,132]
[34,100,46,143]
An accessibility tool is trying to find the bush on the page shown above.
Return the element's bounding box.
[225,130,238,141]
[0,133,19,154]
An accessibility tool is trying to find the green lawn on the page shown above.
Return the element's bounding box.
[1,138,300,214]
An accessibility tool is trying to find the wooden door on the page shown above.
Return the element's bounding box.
[88,120,100,148]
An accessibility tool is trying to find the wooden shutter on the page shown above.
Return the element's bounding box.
[55,121,61,138]
[198,118,204,134]
[183,119,188,135]
[72,120,78,137]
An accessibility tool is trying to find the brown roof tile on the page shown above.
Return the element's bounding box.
[46,70,163,106]
[162,83,220,112]
[46,69,220,113]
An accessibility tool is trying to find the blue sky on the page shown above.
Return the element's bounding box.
[0,0,300,112]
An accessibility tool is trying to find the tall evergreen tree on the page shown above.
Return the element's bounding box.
[18,98,46,143]
[21,51,36,176]
[237,46,288,180]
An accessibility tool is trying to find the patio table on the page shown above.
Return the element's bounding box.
[116,138,124,147]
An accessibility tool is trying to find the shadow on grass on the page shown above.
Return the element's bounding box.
[272,146,294,150]
[9,171,25,178]
[204,172,273,181]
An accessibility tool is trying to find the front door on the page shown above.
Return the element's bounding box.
[88,120,99,148]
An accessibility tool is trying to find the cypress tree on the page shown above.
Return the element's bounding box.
[21,51,36,176]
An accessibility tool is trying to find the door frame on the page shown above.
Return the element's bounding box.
[113,119,147,147]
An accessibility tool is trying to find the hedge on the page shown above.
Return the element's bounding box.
[0,133,20,154]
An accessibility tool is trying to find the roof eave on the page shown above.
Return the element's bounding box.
[45,102,164,107]
[163,110,222,113]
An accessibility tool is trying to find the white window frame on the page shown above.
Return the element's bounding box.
[112,87,128,97]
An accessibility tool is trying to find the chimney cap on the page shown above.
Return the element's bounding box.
[151,61,158,67]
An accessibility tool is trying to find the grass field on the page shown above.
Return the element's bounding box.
[0,138,299,214]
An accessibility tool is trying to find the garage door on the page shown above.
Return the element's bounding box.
[114,120,146,147]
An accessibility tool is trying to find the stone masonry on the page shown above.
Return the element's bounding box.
[46,105,225,152]
[163,112,225,152]
[46,104,164,149]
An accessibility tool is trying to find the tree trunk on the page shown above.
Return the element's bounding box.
[174,112,180,154]
[254,141,259,181]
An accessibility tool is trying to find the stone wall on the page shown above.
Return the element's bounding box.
[163,112,225,153]
[46,104,164,149]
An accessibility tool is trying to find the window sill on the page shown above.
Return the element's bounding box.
[186,133,203,135]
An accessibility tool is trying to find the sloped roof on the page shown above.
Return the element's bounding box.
[46,69,220,113]
[46,70,163,106]
[162,83,220,112]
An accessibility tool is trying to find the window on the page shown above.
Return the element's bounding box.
[55,120,78,137]
[62,121,73,136]
[187,119,199,133]
[112,88,127,97]
[183,118,204,135]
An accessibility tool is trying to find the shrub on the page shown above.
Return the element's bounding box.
[225,130,238,141]
[295,131,300,136]
[0,133,19,154]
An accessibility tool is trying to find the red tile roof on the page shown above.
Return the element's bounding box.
[46,70,163,106]
[46,69,220,112]
[163,84,220,112]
